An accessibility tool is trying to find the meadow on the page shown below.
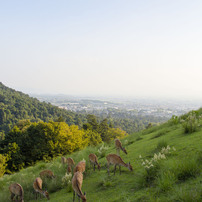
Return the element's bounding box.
[1,112,202,202]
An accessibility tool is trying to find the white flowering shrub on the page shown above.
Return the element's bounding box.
[169,115,179,125]
[97,143,108,158]
[139,146,176,185]
[181,111,201,133]
[62,172,72,188]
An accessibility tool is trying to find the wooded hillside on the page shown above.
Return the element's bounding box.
[0,82,86,136]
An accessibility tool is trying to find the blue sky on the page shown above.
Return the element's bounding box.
[1,1,202,99]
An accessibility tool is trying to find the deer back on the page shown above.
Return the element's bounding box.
[33,177,43,191]
[61,156,67,164]
[67,157,75,166]
[40,169,55,178]
[72,171,86,201]
[9,183,24,198]
[89,153,97,163]
[106,154,126,165]
[74,161,86,173]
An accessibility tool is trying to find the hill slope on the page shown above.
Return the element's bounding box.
[0,110,202,201]
[0,82,85,135]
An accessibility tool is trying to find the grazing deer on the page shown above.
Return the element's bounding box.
[61,156,67,166]
[67,157,75,174]
[72,171,87,202]
[115,139,127,155]
[74,160,86,174]
[89,153,100,171]
[33,177,50,200]
[39,169,55,179]
[106,154,133,175]
[9,183,24,202]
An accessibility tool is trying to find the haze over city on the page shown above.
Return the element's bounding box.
[1,1,202,100]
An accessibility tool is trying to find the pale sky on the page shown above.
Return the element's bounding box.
[1,0,202,99]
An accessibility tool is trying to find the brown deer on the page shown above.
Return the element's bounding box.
[106,154,133,175]
[72,171,87,202]
[115,139,127,155]
[33,177,50,200]
[39,169,55,179]
[67,157,75,174]
[74,160,86,174]
[9,183,24,202]
[89,153,100,171]
[61,156,67,166]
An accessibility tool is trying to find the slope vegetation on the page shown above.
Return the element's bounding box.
[0,110,202,201]
[0,82,85,135]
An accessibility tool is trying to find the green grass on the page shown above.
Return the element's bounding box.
[1,119,202,201]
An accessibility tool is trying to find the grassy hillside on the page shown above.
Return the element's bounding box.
[0,112,202,201]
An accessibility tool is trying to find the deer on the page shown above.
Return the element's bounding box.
[67,157,75,174]
[9,183,24,202]
[39,169,55,179]
[72,171,87,202]
[106,154,133,175]
[89,153,100,171]
[33,177,50,200]
[74,160,86,174]
[61,156,67,166]
[115,139,127,155]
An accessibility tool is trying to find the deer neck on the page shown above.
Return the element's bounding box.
[119,158,128,167]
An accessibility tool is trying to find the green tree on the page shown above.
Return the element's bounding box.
[98,118,109,141]
[0,154,7,177]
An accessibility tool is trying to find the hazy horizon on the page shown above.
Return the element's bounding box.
[1,1,202,100]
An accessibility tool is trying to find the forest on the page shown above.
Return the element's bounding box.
[0,82,164,175]
[0,114,127,175]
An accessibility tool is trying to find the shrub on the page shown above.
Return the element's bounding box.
[139,145,176,186]
[61,172,72,192]
[156,139,168,152]
[156,171,176,193]
[176,157,200,181]
[175,186,202,202]
[136,135,143,141]
[96,143,108,159]
[98,176,115,189]
[169,115,179,125]
[0,154,7,177]
[181,111,200,133]
[151,128,171,139]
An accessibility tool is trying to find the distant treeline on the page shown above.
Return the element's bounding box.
[79,108,168,134]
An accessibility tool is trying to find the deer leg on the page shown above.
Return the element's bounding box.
[73,191,75,202]
[93,163,95,171]
[119,165,121,175]
[114,165,117,175]
[107,163,110,176]
[10,193,15,200]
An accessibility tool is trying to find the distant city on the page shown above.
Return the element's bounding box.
[32,94,202,119]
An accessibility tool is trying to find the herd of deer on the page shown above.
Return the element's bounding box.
[9,138,133,202]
